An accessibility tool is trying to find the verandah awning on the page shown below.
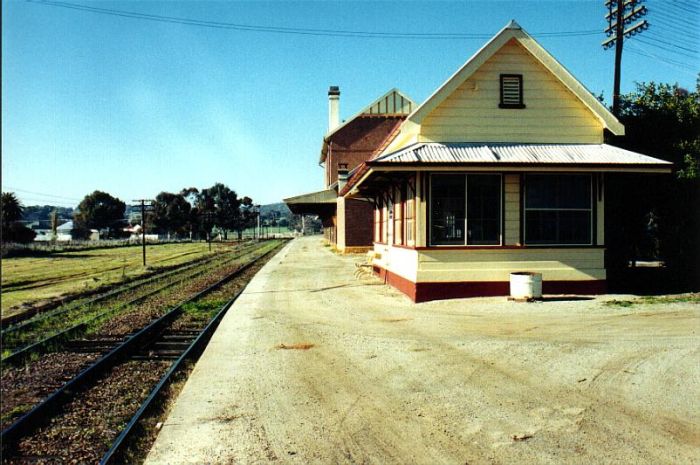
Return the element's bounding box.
[342,142,673,198]
[283,188,337,216]
[370,142,673,167]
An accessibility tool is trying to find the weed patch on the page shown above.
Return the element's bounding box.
[604,293,700,308]
[1,403,34,424]
[604,299,634,308]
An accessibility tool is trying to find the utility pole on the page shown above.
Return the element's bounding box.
[132,199,153,267]
[602,0,649,116]
[256,205,261,241]
[202,211,215,252]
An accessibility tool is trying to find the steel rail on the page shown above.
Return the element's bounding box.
[0,243,279,456]
[99,281,246,464]
[1,244,261,365]
[0,246,229,329]
[0,251,219,333]
[2,242,257,335]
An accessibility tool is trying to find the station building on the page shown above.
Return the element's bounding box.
[285,87,415,253]
[291,21,672,301]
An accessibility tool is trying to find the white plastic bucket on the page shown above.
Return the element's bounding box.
[510,272,543,299]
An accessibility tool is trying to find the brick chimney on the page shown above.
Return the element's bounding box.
[328,86,340,132]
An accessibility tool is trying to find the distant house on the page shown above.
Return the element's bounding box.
[334,21,671,302]
[285,87,415,253]
[45,220,100,241]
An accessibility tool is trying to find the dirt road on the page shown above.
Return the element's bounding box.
[145,237,699,465]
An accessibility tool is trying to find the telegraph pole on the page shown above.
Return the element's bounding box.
[256,205,261,241]
[612,0,625,116]
[603,0,649,116]
[133,199,153,267]
[202,211,215,251]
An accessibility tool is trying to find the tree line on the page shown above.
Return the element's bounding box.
[1,182,260,243]
[71,183,258,240]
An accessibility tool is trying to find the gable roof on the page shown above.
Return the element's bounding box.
[320,88,415,163]
[337,117,406,197]
[405,20,624,135]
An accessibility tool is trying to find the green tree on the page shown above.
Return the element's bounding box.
[1,192,24,229]
[197,183,242,240]
[616,81,699,178]
[153,192,192,237]
[607,80,700,289]
[236,196,257,240]
[73,191,126,239]
[1,192,36,243]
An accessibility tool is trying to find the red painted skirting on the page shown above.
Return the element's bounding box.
[374,266,606,303]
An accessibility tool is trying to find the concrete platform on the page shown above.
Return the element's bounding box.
[144,237,699,465]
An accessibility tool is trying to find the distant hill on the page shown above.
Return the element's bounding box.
[260,202,291,216]
[22,205,74,227]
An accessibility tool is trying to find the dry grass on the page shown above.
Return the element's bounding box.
[276,342,315,350]
[1,243,229,316]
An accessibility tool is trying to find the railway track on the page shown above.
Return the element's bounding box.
[1,240,284,463]
[0,241,280,425]
[1,248,218,330]
[1,242,262,364]
[0,241,260,330]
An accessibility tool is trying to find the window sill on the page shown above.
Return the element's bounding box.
[498,103,526,109]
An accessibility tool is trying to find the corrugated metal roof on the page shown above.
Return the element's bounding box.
[284,188,337,205]
[371,143,672,166]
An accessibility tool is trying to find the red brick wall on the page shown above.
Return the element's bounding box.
[344,199,373,247]
[326,116,404,187]
[322,215,336,245]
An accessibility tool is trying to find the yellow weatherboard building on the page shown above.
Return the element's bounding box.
[340,20,672,302]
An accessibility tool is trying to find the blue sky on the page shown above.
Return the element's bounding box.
[2,0,697,208]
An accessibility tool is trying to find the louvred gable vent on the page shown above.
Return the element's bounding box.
[500,74,524,108]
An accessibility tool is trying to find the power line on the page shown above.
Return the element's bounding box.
[627,43,697,73]
[27,0,601,40]
[641,34,698,54]
[650,14,698,33]
[648,21,698,42]
[654,9,697,29]
[665,1,698,16]
[636,37,698,60]
[14,197,77,207]
[3,186,82,202]
[654,15,697,30]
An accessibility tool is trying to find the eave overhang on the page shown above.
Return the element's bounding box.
[344,142,673,198]
[283,188,337,216]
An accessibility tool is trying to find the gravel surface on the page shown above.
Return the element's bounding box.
[0,352,100,430]
[146,237,700,465]
[6,361,169,465]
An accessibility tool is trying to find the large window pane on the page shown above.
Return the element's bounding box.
[525,174,592,245]
[431,174,466,245]
[526,175,591,209]
[525,210,591,244]
[467,175,501,245]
